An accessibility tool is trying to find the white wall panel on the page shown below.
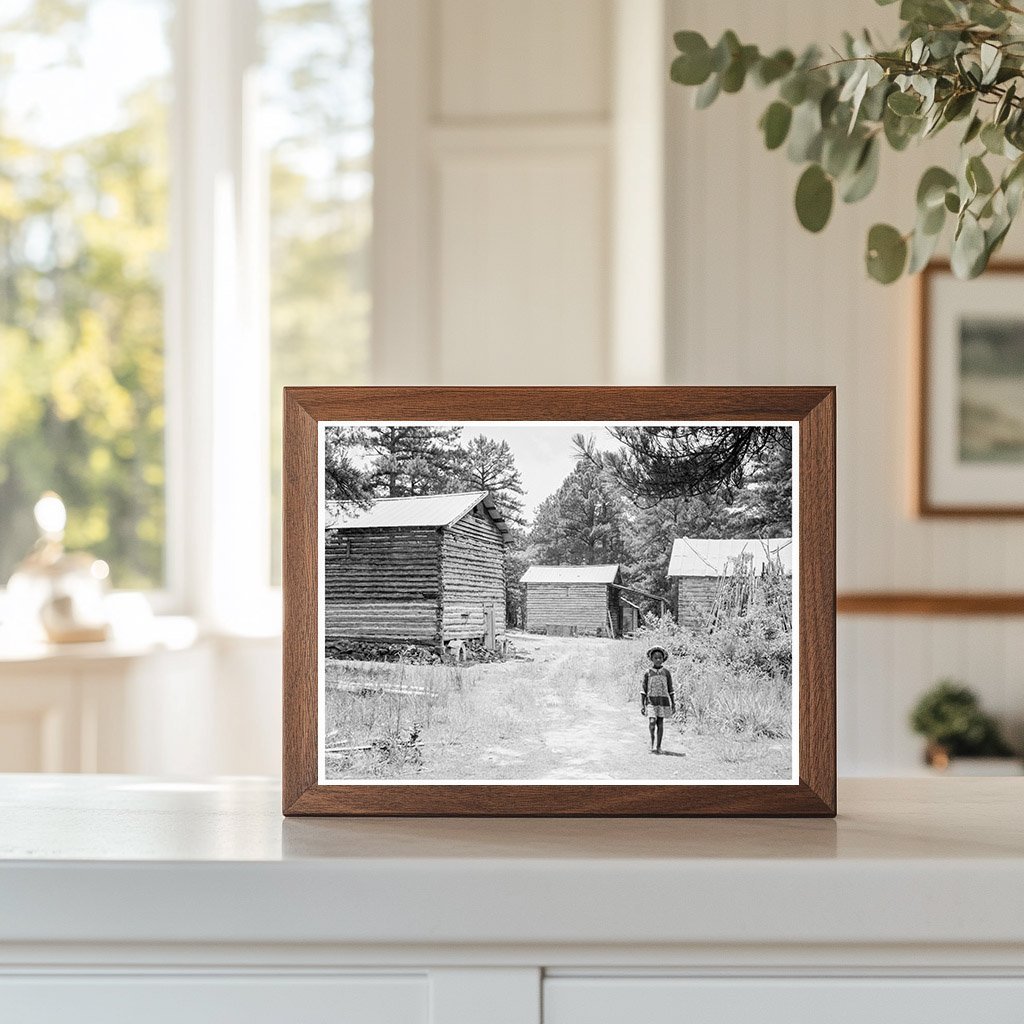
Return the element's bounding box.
[375,0,619,385]
[438,0,610,120]
[437,150,608,384]
[665,0,1024,773]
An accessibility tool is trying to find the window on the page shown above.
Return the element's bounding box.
[0,0,373,615]
[0,0,172,589]
[262,0,372,582]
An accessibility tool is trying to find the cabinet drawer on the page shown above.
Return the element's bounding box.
[0,974,427,1024]
[544,977,1024,1024]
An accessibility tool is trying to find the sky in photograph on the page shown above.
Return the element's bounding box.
[458,422,619,517]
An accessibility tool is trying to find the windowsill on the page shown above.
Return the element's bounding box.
[0,615,202,665]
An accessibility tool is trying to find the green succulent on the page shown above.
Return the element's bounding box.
[670,0,1024,283]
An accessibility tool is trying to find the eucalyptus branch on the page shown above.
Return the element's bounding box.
[670,0,1024,283]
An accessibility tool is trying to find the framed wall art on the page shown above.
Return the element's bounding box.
[917,261,1024,517]
[282,387,836,816]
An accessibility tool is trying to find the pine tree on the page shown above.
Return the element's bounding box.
[599,425,790,505]
[727,430,793,537]
[527,462,630,566]
[356,425,464,496]
[458,434,526,524]
[322,428,373,502]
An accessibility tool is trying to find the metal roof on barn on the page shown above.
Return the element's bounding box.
[667,537,793,578]
[325,491,509,534]
[520,564,622,584]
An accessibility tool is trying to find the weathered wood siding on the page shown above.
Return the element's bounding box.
[524,582,612,635]
[674,576,720,629]
[324,527,442,642]
[440,508,506,640]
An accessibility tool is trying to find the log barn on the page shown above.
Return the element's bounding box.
[520,564,624,637]
[667,537,793,628]
[324,491,508,645]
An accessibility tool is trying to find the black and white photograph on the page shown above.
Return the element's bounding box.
[317,420,797,785]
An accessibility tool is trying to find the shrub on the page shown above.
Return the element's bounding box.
[614,608,792,740]
[910,680,1014,758]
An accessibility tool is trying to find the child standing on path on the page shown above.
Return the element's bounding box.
[640,646,675,753]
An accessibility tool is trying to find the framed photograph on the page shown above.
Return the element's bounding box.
[283,387,835,816]
[917,261,1024,516]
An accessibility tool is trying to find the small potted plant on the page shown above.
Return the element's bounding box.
[909,680,1019,773]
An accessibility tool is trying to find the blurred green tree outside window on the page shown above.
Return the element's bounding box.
[263,0,372,583]
[0,0,172,589]
[0,0,371,594]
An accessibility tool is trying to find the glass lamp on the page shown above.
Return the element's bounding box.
[5,493,111,644]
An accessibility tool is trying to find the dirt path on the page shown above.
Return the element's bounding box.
[438,633,791,782]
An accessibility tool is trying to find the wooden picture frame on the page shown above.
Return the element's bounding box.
[916,260,1024,517]
[283,387,836,817]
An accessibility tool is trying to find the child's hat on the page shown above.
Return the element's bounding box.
[647,645,668,661]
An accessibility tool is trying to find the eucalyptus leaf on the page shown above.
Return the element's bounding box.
[981,121,1006,155]
[842,137,880,203]
[866,223,908,283]
[908,221,942,273]
[951,212,986,278]
[710,31,740,73]
[795,164,834,232]
[922,105,944,137]
[995,82,1017,124]
[914,75,937,111]
[861,80,892,122]
[721,44,759,93]
[888,90,921,115]
[970,2,1009,30]
[787,100,823,162]
[967,154,995,195]
[754,49,795,87]
[884,106,921,149]
[820,85,841,126]
[1002,158,1024,217]
[962,115,983,145]
[917,166,957,210]
[920,200,946,235]
[694,73,721,109]
[671,52,711,87]
[760,101,793,150]
[980,42,1002,86]
[779,73,807,106]
[942,91,974,122]
[822,128,863,178]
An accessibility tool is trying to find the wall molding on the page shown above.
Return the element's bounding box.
[838,593,1024,616]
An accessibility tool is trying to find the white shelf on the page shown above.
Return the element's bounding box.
[3,775,1022,1020]
[1,776,1022,951]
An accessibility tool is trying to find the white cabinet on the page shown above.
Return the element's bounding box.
[544,977,1024,1024]
[0,627,282,776]
[0,623,208,773]
[1,778,1022,1023]
[0,975,427,1024]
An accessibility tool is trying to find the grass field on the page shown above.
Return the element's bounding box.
[323,629,793,782]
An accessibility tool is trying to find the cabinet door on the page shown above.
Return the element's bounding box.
[544,977,1024,1024]
[0,974,427,1024]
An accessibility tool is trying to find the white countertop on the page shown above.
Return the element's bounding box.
[2,776,1022,951]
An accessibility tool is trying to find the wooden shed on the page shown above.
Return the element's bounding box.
[324,491,508,646]
[667,537,793,628]
[520,564,624,637]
